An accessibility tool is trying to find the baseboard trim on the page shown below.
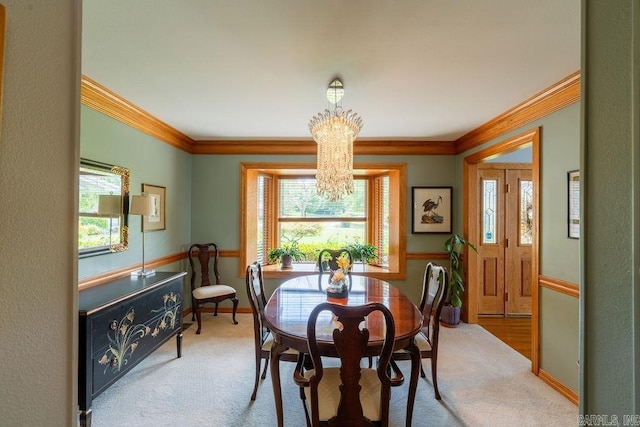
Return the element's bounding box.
[538,368,579,405]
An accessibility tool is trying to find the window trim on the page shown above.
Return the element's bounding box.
[240,162,406,279]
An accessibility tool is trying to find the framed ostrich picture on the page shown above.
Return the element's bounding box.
[412,186,453,234]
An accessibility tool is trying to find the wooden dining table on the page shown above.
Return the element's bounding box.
[263,274,423,427]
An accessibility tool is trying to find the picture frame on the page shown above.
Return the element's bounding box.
[142,183,166,232]
[568,170,580,239]
[412,186,453,233]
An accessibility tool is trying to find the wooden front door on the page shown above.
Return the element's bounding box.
[477,164,533,316]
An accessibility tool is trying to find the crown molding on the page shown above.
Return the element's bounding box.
[455,71,581,154]
[81,71,579,157]
[80,75,194,153]
[191,139,456,155]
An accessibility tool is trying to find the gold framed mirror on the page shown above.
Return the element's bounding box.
[79,158,130,257]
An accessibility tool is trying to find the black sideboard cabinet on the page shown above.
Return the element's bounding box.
[78,271,186,427]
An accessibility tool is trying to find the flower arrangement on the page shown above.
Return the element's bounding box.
[331,269,347,285]
[336,254,351,273]
[327,254,351,298]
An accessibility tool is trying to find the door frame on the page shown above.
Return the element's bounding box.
[463,127,540,373]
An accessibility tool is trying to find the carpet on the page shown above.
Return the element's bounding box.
[88,313,577,427]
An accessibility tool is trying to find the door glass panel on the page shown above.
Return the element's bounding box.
[482,179,497,244]
[520,179,533,245]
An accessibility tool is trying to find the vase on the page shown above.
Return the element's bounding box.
[280,254,293,269]
[326,278,348,299]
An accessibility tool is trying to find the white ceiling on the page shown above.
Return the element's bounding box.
[81,1,580,142]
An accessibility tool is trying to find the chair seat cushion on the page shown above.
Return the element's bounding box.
[262,332,298,355]
[192,284,236,300]
[303,368,381,422]
[414,331,433,352]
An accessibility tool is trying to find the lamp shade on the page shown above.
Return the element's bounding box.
[98,194,122,215]
[129,194,153,216]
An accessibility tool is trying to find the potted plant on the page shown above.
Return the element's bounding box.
[440,233,477,327]
[267,243,304,269]
[346,241,378,264]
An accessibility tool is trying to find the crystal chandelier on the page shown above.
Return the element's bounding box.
[309,78,363,202]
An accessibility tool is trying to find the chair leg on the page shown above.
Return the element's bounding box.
[191,298,196,321]
[214,303,219,316]
[231,297,239,324]
[420,363,426,378]
[251,350,262,401]
[297,372,311,427]
[431,356,441,400]
[195,304,203,335]
[261,355,269,379]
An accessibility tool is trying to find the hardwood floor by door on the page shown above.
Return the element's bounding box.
[478,316,531,360]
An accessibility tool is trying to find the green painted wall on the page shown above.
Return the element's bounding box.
[580,0,639,416]
[79,107,193,282]
[190,153,457,308]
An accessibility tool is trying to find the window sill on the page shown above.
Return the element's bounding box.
[262,262,404,280]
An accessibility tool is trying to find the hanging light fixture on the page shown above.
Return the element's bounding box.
[309,78,363,201]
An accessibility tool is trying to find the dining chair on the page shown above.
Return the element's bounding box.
[188,243,238,334]
[317,248,353,292]
[391,262,448,399]
[317,248,353,274]
[293,302,396,427]
[245,262,298,401]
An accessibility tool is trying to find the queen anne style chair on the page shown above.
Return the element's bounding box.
[391,262,448,399]
[317,248,353,290]
[188,243,238,334]
[317,248,353,275]
[293,302,396,427]
[245,262,298,401]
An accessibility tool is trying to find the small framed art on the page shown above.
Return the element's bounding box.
[412,186,453,234]
[142,183,166,232]
[568,170,580,239]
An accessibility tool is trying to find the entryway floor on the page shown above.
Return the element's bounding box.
[478,316,531,360]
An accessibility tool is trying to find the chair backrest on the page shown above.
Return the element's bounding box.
[418,262,449,346]
[306,302,395,425]
[245,261,269,342]
[188,243,221,291]
[317,248,353,274]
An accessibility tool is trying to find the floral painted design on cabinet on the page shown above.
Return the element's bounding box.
[98,292,182,373]
[98,308,149,373]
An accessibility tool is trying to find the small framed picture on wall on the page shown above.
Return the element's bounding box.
[568,170,580,239]
[411,186,453,233]
[142,183,166,232]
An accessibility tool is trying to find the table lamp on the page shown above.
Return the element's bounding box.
[129,194,155,277]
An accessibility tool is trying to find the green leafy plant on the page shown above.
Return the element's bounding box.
[346,241,378,264]
[444,233,477,308]
[267,243,305,264]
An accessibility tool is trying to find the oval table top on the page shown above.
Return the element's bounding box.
[264,274,422,352]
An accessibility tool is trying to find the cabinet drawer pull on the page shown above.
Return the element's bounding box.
[110,320,118,331]
[110,357,118,367]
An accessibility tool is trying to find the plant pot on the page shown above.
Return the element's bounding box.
[440,305,461,327]
[280,254,293,269]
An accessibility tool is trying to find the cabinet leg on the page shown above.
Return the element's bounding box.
[79,409,92,427]
[176,332,183,358]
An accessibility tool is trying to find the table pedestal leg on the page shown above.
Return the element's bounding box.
[405,340,421,427]
[270,341,286,427]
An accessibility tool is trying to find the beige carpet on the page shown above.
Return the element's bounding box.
[89,313,577,427]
